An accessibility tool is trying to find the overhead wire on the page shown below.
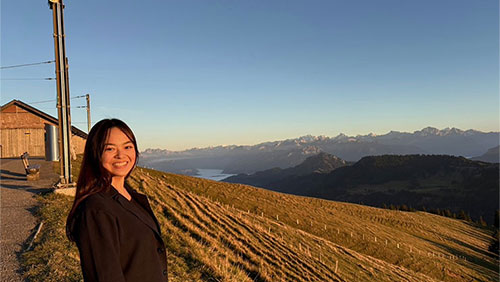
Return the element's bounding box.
[1,78,55,80]
[0,60,55,70]
[26,95,87,105]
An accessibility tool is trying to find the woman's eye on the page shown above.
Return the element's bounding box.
[125,145,134,150]
[104,147,114,152]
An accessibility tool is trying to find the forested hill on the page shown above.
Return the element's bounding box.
[225,154,499,223]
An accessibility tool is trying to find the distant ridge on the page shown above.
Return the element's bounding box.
[140,127,499,174]
[471,146,500,163]
[225,154,499,224]
[224,152,349,187]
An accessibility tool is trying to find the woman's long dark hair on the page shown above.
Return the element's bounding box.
[66,118,139,241]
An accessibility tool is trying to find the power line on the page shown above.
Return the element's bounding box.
[1,78,55,80]
[26,95,89,105]
[26,99,57,104]
[0,60,55,70]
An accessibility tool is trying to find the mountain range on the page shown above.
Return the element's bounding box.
[140,127,499,175]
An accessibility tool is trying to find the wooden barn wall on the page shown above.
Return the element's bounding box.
[72,135,86,155]
[1,128,45,157]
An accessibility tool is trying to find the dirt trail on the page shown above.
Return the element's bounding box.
[0,158,59,282]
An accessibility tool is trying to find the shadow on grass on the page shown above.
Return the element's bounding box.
[416,234,499,278]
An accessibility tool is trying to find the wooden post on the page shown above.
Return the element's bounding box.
[335,260,338,273]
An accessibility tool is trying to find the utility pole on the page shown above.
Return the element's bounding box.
[86,94,91,132]
[49,0,74,186]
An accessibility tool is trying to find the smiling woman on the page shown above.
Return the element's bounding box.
[65,119,168,281]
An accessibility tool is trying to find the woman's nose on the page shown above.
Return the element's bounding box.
[115,149,123,158]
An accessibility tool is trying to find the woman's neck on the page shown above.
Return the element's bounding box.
[111,176,125,190]
[111,177,131,201]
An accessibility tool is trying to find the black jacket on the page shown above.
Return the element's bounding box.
[72,185,168,282]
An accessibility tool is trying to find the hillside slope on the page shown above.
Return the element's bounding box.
[23,161,498,281]
[130,167,498,281]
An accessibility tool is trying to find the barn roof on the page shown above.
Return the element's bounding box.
[1,99,88,139]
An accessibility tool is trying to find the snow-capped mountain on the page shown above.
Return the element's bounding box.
[140,127,499,175]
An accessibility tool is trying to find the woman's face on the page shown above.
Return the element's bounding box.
[101,127,136,179]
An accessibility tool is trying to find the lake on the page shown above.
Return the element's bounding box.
[194,169,235,181]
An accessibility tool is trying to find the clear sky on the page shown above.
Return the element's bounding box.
[1,0,498,151]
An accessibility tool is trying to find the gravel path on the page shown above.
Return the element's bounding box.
[1,158,59,282]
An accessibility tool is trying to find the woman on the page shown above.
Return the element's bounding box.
[66,119,168,282]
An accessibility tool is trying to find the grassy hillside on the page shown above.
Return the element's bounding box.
[23,164,498,281]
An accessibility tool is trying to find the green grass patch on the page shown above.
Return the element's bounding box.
[22,193,82,282]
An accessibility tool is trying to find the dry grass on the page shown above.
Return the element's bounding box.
[22,164,498,281]
[130,167,498,281]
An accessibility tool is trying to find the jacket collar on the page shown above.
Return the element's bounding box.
[106,184,163,239]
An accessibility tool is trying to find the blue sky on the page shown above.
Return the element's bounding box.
[1,0,498,150]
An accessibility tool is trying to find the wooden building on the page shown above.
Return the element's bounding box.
[0,99,87,158]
